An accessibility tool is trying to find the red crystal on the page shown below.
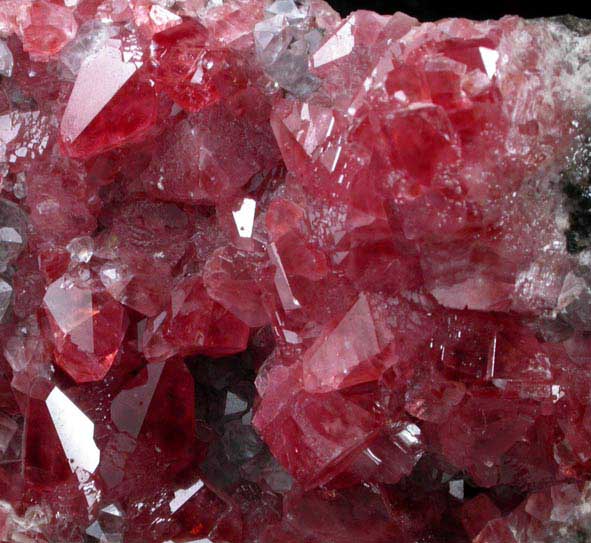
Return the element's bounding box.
[150,20,223,112]
[60,38,158,159]
[140,275,250,361]
[1,1,591,542]
[43,270,127,383]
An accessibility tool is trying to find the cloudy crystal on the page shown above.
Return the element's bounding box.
[0,199,26,271]
[67,236,94,264]
[0,40,13,78]
[0,278,12,321]
[0,412,17,455]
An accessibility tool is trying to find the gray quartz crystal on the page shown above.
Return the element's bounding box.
[254,0,322,97]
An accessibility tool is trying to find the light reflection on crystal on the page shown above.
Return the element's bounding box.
[0,279,12,321]
[449,479,464,500]
[479,47,500,79]
[0,501,50,543]
[45,387,100,474]
[67,236,94,264]
[232,198,256,238]
[43,275,94,352]
[225,391,249,416]
[267,242,301,311]
[59,20,119,80]
[0,40,13,78]
[110,362,165,438]
[303,293,380,392]
[61,42,138,144]
[169,479,204,513]
[147,5,181,32]
[395,422,421,447]
[99,262,133,300]
[0,227,23,251]
[0,198,27,271]
[85,503,124,543]
[311,16,354,68]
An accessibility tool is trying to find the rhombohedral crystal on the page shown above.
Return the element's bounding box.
[1,1,591,542]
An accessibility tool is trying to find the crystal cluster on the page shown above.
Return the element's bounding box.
[1,1,591,542]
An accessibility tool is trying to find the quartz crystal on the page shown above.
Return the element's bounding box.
[1,1,591,542]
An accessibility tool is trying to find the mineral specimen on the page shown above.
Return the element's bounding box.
[1,1,591,542]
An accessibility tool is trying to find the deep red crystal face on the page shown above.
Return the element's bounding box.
[1,1,591,542]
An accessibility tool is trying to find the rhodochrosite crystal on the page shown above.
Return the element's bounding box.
[3,0,591,541]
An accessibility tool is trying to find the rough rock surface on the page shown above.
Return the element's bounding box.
[1,1,591,542]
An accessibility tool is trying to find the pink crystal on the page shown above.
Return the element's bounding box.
[2,2,591,542]
[140,275,250,361]
[150,20,224,112]
[43,271,127,382]
[19,2,78,61]
[60,36,158,159]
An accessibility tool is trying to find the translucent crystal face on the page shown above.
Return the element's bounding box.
[2,1,591,542]
[0,40,14,78]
